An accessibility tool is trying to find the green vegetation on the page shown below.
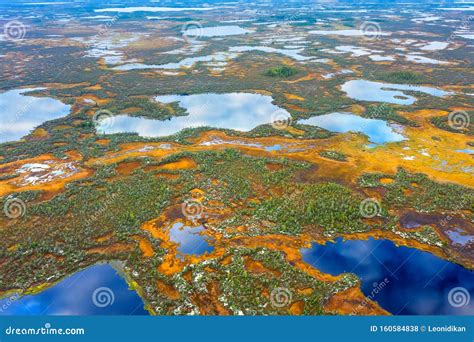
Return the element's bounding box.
[103,97,187,120]
[358,168,474,213]
[0,167,171,290]
[244,182,382,236]
[264,65,299,78]
[364,104,417,127]
[377,71,427,84]
[1,7,472,314]
[0,149,362,314]
[146,247,357,315]
[319,150,347,162]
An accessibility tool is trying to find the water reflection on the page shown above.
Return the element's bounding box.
[229,45,314,61]
[97,93,291,137]
[182,25,251,37]
[298,112,405,144]
[169,222,214,258]
[341,80,452,105]
[0,88,70,143]
[301,238,474,315]
[0,264,148,315]
[113,51,238,71]
[446,228,474,246]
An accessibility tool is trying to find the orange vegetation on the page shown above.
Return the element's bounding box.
[159,157,197,170]
[134,236,155,258]
[324,287,389,315]
[0,152,92,197]
[86,243,134,255]
[156,279,180,300]
[116,161,142,176]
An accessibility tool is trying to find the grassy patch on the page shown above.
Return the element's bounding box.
[103,97,186,120]
[319,150,347,162]
[359,168,474,213]
[264,65,299,78]
[249,182,377,236]
[377,71,427,84]
[364,104,417,126]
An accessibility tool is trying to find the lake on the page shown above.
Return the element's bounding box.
[229,46,315,61]
[95,7,215,13]
[341,80,453,105]
[0,88,71,143]
[298,112,406,144]
[96,92,291,137]
[113,51,238,71]
[0,264,148,315]
[309,29,390,37]
[301,238,474,315]
[182,25,251,37]
[113,44,316,71]
[169,222,214,259]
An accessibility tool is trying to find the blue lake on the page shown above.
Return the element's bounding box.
[169,222,214,259]
[446,228,474,246]
[0,264,148,315]
[0,88,71,143]
[298,112,406,144]
[301,238,474,315]
[97,93,291,137]
[182,25,251,37]
[341,80,453,105]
